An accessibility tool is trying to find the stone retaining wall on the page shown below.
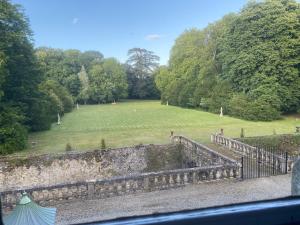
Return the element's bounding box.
[211,134,293,172]
[0,144,181,191]
[1,164,239,210]
[172,135,237,167]
[1,136,240,209]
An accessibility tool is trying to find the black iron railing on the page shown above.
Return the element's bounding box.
[241,145,289,180]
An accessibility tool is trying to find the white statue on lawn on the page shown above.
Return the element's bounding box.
[220,107,223,117]
[57,113,61,125]
[77,103,79,109]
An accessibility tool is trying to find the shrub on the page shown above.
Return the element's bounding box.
[0,106,27,155]
[100,139,106,149]
[240,128,245,138]
[0,123,27,155]
[65,143,72,152]
[228,94,280,121]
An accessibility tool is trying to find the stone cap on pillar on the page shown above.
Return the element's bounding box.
[292,159,300,196]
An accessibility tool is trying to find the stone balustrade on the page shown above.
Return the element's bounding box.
[1,136,240,210]
[1,163,239,210]
[172,135,238,166]
[211,134,293,172]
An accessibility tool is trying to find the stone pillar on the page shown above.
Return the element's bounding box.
[87,180,95,199]
[192,172,197,183]
[176,174,181,184]
[169,175,174,186]
[125,181,130,193]
[183,173,188,184]
[154,176,159,188]
[144,177,149,191]
[162,175,166,188]
[292,159,300,196]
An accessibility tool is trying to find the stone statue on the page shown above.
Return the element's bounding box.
[292,159,300,195]
[166,101,169,106]
[57,113,61,125]
[77,103,79,109]
[220,107,223,117]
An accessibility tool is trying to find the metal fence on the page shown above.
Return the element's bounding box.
[241,145,288,179]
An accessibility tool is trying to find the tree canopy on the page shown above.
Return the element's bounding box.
[0,0,50,153]
[0,0,129,154]
[126,48,160,99]
[1,0,299,154]
[156,0,300,121]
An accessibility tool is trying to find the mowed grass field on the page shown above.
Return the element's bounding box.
[25,100,299,155]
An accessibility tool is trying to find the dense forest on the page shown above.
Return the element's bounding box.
[155,0,300,121]
[0,0,159,153]
[1,0,300,154]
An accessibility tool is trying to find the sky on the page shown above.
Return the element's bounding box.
[12,0,247,65]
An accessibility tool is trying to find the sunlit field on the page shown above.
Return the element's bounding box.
[26,100,299,155]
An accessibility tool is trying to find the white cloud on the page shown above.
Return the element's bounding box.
[145,34,164,41]
[72,18,79,25]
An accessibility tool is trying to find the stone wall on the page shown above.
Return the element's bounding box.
[172,135,238,167]
[211,134,293,172]
[1,164,239,210]
[0,144,181,191]
[0,136,240,209]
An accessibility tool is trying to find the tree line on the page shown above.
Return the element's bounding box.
[1,0,299,154]
[155,0,300,121]
[0,0,159,154]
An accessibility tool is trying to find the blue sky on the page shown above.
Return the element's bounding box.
[12,0,247,65]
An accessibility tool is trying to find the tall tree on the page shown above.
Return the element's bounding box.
[157,0,300,121]
[0,0,53,153]
[35,48,104,99]
[126,48,160,99]
[219,0,300,113]
[80,51,104,72]
[126,48,160,78]
[102,58,128,100]
[89,58,127,103]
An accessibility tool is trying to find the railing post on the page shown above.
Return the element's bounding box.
[0,197,3,225]
[258,157,261,178]
[285,152,288,174]
[87,180,95,199]
[241,157,244,180]
[273,154,275,175]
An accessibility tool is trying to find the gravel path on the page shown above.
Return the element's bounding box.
[55,174,291,225]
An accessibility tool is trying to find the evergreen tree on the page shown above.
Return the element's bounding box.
[126,48,160,99]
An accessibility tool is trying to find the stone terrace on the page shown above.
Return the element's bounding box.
[54,174,291,225]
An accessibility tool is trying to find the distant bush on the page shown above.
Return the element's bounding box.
[101,139,106,149]
[65,143,72,152]
[237,134,300,155]
[228,94,280,121]
[240,128,245,138]
[0,106,27,154]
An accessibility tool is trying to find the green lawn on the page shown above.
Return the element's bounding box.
[25,100,299,155]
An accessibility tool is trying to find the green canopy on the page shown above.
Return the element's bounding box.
[4,193,56,225]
